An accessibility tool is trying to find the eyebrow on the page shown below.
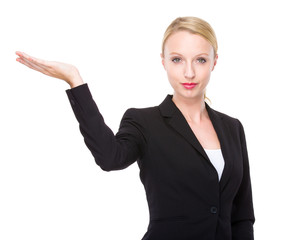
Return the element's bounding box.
[169,52,210,57]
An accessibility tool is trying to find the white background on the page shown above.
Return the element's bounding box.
[1,0,289,239]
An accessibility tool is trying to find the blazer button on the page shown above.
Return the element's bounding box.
[210,206,218,214]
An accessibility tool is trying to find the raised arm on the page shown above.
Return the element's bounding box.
[15,51,146,171]
[66,84,146,171]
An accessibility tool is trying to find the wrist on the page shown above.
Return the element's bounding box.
[68,68,84,88]
[69,77,84,88]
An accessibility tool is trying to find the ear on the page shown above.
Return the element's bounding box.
[160,53,166,70]
[211,54,218,71]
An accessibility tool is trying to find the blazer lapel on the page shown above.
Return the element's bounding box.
[159,95,210,162]
[206,104,233,191]
[159,95,233,190]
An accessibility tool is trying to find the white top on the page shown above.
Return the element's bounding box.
[204,149,225,181]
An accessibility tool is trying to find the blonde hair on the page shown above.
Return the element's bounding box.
[162,17,217,102]
[161,16,218,57]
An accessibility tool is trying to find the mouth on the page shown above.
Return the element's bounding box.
[181,83,198,89]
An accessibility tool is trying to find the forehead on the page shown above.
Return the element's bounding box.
[164,31,214,56]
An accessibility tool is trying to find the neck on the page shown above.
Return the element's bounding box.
[172,93,207,124]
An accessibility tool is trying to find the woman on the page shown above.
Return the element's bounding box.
[16,17,255,240]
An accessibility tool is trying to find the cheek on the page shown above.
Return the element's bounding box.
[203,69,212,78]
[167,71,180,87]
[166,65,182,82]
[197,66,212,80]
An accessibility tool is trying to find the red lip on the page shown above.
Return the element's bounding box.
[182,83,198,89]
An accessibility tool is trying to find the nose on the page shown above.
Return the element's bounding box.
[184,62,195,79]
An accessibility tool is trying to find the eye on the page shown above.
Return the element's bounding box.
[197,58,206,64]
[172,58,182,63]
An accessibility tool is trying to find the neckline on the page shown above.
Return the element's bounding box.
[204,148,221,151]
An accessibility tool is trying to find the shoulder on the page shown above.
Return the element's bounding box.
[125,106,159,115]
[123,106,159,122]
[213,108,239,122]
[119,107,159,139]
[124,105,159,116]
[209,108,248,146]
[209,106,243,130]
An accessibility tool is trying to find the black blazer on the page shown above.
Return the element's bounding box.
[66,84,255,240]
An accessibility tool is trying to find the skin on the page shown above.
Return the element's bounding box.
[161,31,220,149]
[15,51,84,88]
[16,31,220,149]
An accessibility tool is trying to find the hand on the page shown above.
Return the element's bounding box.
[15,51,84,88]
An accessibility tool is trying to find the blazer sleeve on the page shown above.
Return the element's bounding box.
[66,83,146,171]
[231,121,255,240]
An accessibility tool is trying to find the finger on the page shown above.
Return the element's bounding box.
[15,51,22,57]
[17,55,40,69]
[19,55,52,73]
[16,51,33,62]
[17,57,42,72]
[17,56,49,74]
[17,51,52,69]
[15,51,25,58]
[28,54,49,66]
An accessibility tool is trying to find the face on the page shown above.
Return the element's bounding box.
[161,31,218,102]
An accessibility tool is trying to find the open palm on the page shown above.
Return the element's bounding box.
[16,51,83,88]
